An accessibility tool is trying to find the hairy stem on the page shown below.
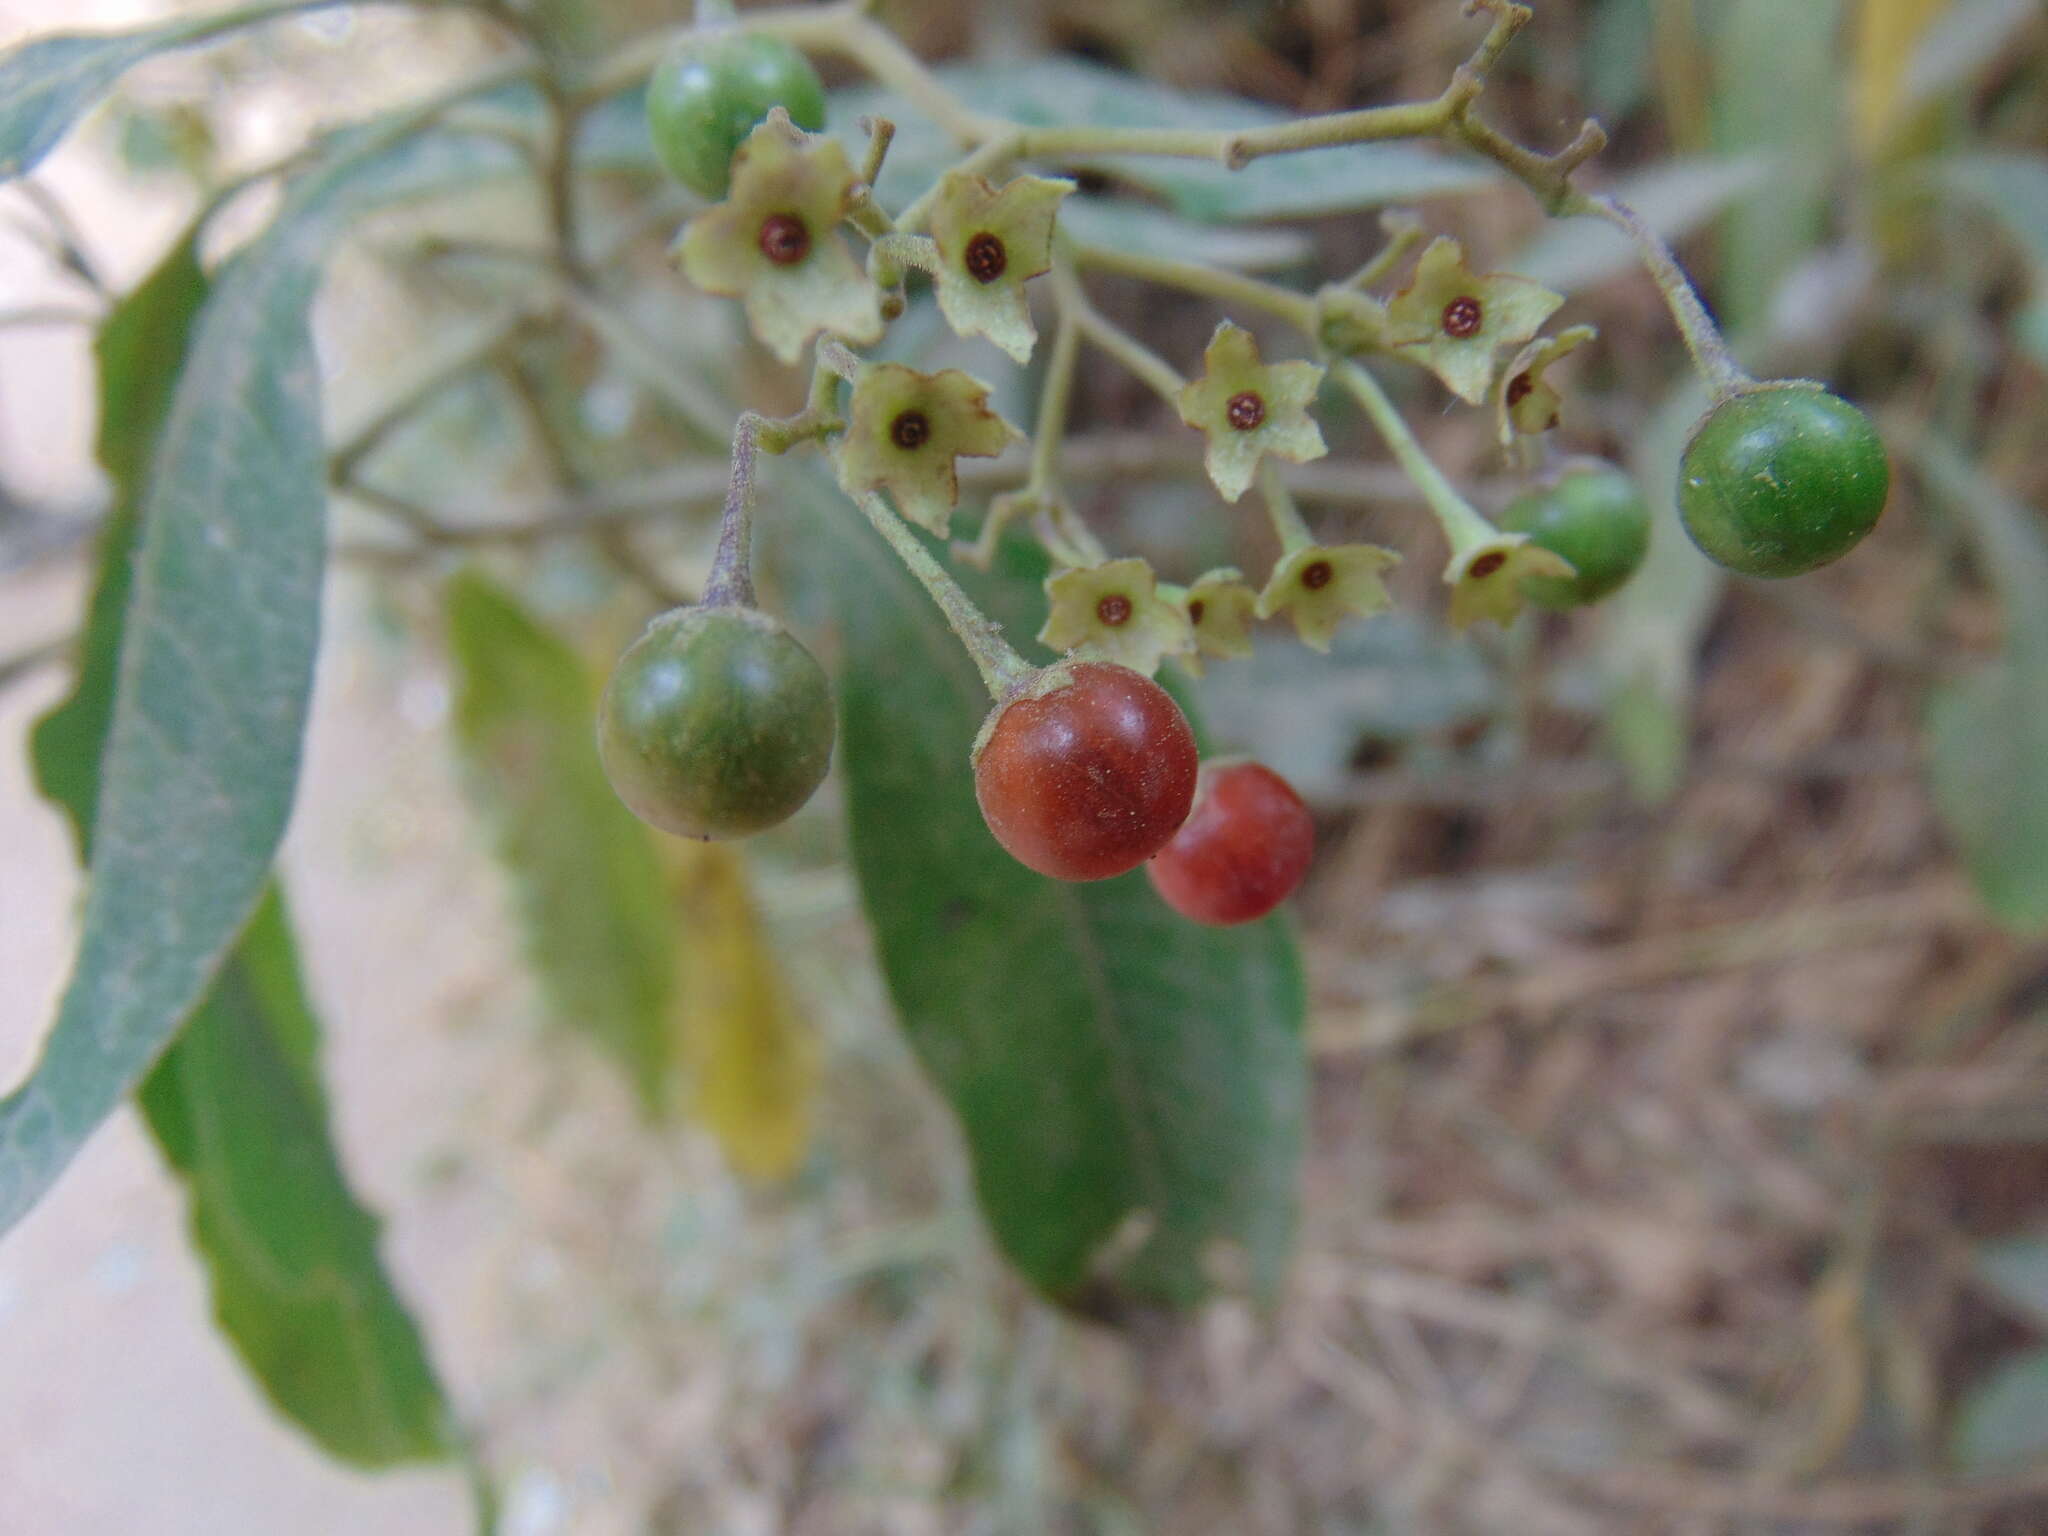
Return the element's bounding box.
[1577,192,1752,400]
[1073,244,1318,330]
[1334,360,1495,555]
[854,494,1032,698]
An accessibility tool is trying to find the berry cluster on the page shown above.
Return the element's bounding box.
[599,2,1891,928]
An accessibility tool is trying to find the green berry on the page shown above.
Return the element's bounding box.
[1677,383,1888,579]
[598,605,834,840]
[644,30,827,199]
[1498,461,1651,608]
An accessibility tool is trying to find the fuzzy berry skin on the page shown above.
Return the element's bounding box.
[1146,762,1313,925]
[1678,383,1889,579]
[644,31,827,198]
[972,662,1199,881]
[1498,462,1651,608]
[598,605,834,840]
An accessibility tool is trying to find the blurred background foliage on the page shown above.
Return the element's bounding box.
[3,0,2048,1530]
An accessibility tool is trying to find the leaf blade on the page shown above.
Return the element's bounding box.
[776,483,1307,1307]
[31,234,454,1468]
[0,122,519,1237]
[0,3,332,182]
[444,570,679,1113]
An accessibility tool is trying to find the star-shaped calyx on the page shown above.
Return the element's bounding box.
[1171,568,1260,676]
[1495,325,1597,446]
[1038,558,1194,677]
[928,170,1073,363]
[834,362,1022,534]
[1444,535,1577,631]
[672,112,883,363]
[1255,543,1401,652]
[1385,236,1563,406]
[1175,322,1328,503]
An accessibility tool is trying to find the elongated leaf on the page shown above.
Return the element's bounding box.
[1511,156,1770,293]
[674,843,815,1180]
[1977,1233,2048,1328]
[136,892,455,1464]
[1951,1348,2048,1470]
[1853,0,1952,153]
[1712,0,1843,332]
[1937,154,2048,282]
[775,486,1306,1308]
[1596,376,1723,802]
[0,1,339,181]
[834,60,1495,225]
[0,123,520,1237]
[445,570,678,1114]
[33,237,453,1467]
[1917,436,2048,932]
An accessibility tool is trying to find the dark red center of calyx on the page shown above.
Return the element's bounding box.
[964,232,1007,283]
[1505,372,1534,407]
[1468,551,1507,578]
[758,214,810,265]
[890,411,931,450]
[1442,295,1483,339]
[1302,560,1334,591]
[1188,600,1206,625]
[1096,594,1134,627]
[1225,391,1266,431]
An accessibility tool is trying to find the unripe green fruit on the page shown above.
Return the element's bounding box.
[1677,383,1889,579]
[644,30,827,198]
[1498,461,1651,608]
[598,605,834,840]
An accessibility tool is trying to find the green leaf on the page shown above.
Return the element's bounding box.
[1596,376,1724,803]
[1951,1348,2048,1470]
[0,120,519,1238]
[1935,154,2048,363]
[834,60,1495,224]
[32,236,453,1468]
[1916,435,2048,933]
[136,891,456,1465]
[774,484,1307,1309]
[1058,198,1312,273]
[0,1,340,182]
[444,570,678,1115]
[1977,1233,2048,1328]
[1712,0,1843,332]
[1511,156,1770,294]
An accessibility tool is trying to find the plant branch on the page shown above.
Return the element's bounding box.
[852,493,1032,698]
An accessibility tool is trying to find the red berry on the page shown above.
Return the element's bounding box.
[972,662,1199,881]
[1146,761,1313,925]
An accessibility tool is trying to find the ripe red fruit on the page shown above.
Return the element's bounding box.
[1146,761,1313,925]
[972,662,1199,881]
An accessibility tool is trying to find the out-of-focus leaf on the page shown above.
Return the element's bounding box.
[1854,0,1953,153]
[1977,1233,2048,1327]
[1935,153,2048,368]
[1713,0,1843,332]
[0,121,526,1238]
[1194,613,1497,803]
[1951,1348,2048,1469]
[1901,0,2039,115]
[33,237,453,1468]
[0,0,340,181]
[1917,435,2048,932]
[774,480,1306,1309]
[1937,154,2048,280]
[444,570,678,1114]
[673,843,815,1181]
[1510,157,1769,293]
[1583,0,1655,120]
[836,60,1496,223]
[136,892,455,1464]
[1059,198,1311,272]
[1597,376,1723,803]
